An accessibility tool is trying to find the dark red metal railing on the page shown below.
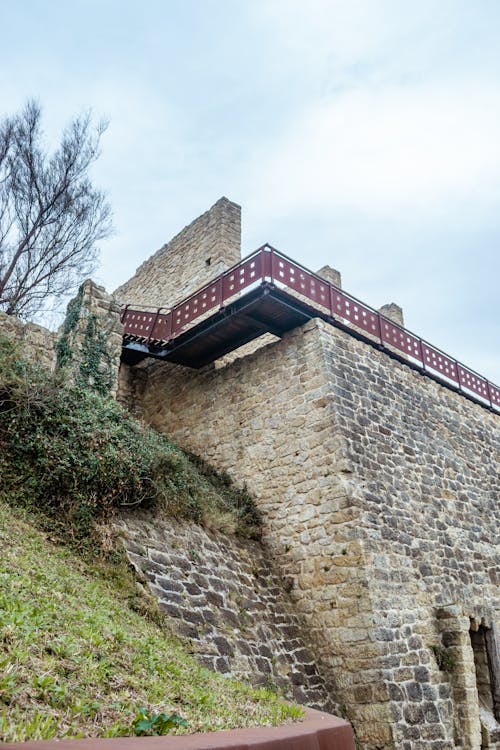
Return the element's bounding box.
[121,245,500,413]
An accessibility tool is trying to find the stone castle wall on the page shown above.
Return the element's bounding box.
[118,511,337,713]
[57,279,123,397]
[114,197,241,309]
[0,310,56,370]
[320,321,499,750]
[120,317,500,749]
[120,321,390,747]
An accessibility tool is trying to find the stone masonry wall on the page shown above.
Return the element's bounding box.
[0,282,123,395]
[117,510,337,713]
[319,321,500,750]
[57,280,123,397]
[114,197,241,308]
[0,310,56,370]
[120,318,500,749]
[121,321,389,747]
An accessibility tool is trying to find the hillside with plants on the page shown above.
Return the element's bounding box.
[0,336,301,741]
[0,501,301,742]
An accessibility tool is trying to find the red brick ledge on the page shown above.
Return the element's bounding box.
[3,709,355,750]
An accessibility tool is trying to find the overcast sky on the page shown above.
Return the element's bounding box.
[1,0,499,383]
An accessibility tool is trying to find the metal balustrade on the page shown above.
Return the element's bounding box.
[121,245,499,413]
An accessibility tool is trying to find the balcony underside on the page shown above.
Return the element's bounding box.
[121,283,329,368]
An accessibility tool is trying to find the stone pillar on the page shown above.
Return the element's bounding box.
[379,302,404,327]
[317,265,342,289]
[56,280,123,398]
[435,605,482,748]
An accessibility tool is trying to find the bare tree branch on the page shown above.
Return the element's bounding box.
[0,100,112,318]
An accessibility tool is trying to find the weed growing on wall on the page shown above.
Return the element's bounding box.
[0,335,260,554]
[188,453,260,538]
[431,644,456,672]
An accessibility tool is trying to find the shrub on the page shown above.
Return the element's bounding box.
[0,336,260,552]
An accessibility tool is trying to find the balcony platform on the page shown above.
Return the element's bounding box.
[121,283,327,368]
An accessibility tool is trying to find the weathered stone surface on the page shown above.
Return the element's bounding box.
[378,302,404,327]
[58,279,123,397]
[121,314,499,749]
[317,265,342,289]
[0,310,56,370]
[114,197,241,309]
[118,511,337,713]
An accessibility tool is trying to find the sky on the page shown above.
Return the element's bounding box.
[1,0,499,383]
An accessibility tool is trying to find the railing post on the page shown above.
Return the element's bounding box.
[170,303,180,337]
[485,380,493,409]
[148,307,162,344]
[261,247,267,283]
[217,276,224,310]
[377,312,384,348]
[165,310,172,341]
[328,283,335,320]
[120,304,129,325]
[417,338,426,372]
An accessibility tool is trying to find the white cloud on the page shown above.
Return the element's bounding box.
[247,79,500,220]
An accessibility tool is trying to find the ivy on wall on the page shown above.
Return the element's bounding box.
[77,312,114,396]
[56,284,114,397]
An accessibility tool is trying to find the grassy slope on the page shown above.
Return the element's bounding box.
[0,501,301,742]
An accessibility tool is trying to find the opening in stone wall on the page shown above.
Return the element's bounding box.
[471,624,494,714]
[470,621,500,747]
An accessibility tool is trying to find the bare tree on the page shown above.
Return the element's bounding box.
[0,101,112,318]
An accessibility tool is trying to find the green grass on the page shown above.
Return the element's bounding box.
[0,334,300,740]
[0,500,302,742]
